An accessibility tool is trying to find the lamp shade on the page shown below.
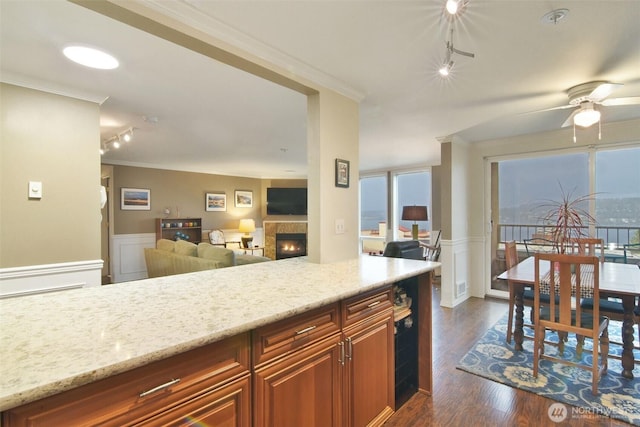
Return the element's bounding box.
[238,219,256,233]
[401,206,428,221]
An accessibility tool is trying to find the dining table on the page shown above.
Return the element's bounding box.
[498,256,640,379]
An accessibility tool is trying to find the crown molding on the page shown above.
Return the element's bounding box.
[1,72,110,105]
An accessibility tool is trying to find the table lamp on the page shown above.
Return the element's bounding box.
[401,206,428,240]
[239,219,256,248]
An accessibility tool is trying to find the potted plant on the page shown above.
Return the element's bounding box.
[537,185,597,254]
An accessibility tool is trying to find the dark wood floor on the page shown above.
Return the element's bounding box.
[384,280,632,427]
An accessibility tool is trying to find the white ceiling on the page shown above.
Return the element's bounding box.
[2,1,639,178]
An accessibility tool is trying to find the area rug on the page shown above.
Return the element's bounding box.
[457,310,640,425]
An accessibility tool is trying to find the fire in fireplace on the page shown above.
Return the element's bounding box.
[276,233,307,259]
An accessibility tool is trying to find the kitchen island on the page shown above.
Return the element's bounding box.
[1,255,438,426]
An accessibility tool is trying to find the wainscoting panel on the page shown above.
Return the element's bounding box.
[439,238,471,308]
[112,233,156,283]
[0,260,103,298]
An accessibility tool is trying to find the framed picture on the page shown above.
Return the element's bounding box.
[335,158,350,188]
[235,190,253,208]
[121,188,150,210]
[206,192,227,212]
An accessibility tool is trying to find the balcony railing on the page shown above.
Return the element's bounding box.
[498,223,640,246]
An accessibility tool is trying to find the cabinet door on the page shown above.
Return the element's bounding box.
[344,312,395,427]
[253,334,343,427]
[140,374,251,427]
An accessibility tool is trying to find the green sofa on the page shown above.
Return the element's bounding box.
[144,239,270,278]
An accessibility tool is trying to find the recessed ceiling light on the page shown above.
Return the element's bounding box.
[63,45,119,70]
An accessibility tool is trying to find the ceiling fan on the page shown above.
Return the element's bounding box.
[543,81,640,129]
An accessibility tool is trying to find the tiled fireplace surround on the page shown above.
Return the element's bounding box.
[263,221,308,260]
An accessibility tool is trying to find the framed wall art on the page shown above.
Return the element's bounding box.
[335,158,350,188]
[206,192,227,212]
[121,188,151,210]
[235,190,253,208]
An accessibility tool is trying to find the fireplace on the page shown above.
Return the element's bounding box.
[276,233,307,259]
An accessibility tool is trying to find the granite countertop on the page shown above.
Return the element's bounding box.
[0,255,438,411]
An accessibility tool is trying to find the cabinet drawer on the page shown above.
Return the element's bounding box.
[342,287,393,328]
[3,333,250,427]
[252,303,340,366]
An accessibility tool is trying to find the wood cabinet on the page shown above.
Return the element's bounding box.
[3,275,433,427]
[3,334,251,427]
[341,288,395,427]
[254,335,343,427]
[156,217,202,243]
[253,288,394,427]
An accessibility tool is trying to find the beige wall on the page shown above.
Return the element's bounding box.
[0,83,101,268]
[109,165,299,234]
[307,90,360,263]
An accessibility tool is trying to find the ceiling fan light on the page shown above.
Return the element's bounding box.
[574,107,600,127]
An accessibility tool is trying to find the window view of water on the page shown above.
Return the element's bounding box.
[499,147,640,245]
[360,171,431,240]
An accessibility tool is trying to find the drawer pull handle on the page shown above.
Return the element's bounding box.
[367,301,381,308]
[295,325,317,335]
[139,378,181,398]
[338,342,345,366]
[346,337,353,361]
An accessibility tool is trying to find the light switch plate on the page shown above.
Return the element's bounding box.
[29,181,42,199]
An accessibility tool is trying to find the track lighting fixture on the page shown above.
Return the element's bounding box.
[100,127,134,155]
[438,27,474,78]
[439,61,454,77]
[445,0,459,15]
[445,0,468,16]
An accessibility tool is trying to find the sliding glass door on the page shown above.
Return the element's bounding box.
[490,144,639,293]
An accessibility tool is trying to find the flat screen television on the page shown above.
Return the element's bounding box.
[267,187,307,215]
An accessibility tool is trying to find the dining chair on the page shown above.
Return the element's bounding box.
[578,238,639,361]
[506,240,559,344]
[532,253,609,395]
[624,243,640,265]
[505,241,524,344]
[573,237,605,262]
[523,237,557,257]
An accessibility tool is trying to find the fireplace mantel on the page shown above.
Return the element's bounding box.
[263,220,307,260]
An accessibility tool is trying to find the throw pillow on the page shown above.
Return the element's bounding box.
[199,245,235,267]
[156,239,176,252]
[175,239,197,257]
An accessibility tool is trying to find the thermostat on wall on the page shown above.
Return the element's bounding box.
[29,181,42,199]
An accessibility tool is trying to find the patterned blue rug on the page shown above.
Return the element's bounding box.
[457,310,640,425]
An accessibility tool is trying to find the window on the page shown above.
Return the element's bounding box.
[359,169,432,253]
[498,152,588,242]
[595,146,640,245]
[395,171,431,240]
[492,145,640,294]
[360,175,388,253]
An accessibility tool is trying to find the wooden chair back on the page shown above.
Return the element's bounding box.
[524,237,557,256]
[573,238,604,262]
[532,252,608,395]
[504,241,518,270]
[623,243,640,265]
[535,253,599,329]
